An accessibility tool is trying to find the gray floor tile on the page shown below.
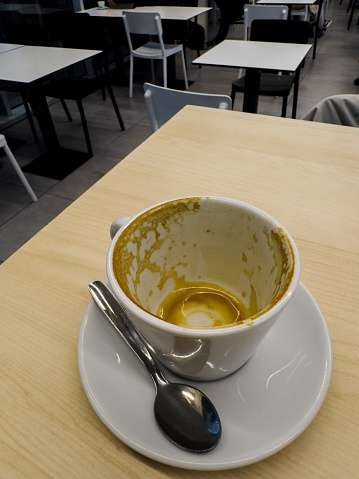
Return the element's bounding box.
[0,181,37,224]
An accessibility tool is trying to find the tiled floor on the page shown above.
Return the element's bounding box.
[0,1,358,263]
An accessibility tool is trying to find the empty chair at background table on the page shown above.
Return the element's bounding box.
[231,19,311,118]
[122,11,188,97]
[41,13,125,156]
[242,4,289,41]
[143,82,232,132]
[256,0,321,58]
[235,4,288,79]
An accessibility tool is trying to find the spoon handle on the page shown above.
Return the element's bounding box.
[88,281,168,389]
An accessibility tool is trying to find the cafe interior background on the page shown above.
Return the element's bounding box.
[0,0,358,264]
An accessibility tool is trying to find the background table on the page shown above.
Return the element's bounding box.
[0,45,101,179]
[80,5,211,87]
[193,39,312,113]
[81,5,211,20]
[0,43,23,54]
[0,106,358,478]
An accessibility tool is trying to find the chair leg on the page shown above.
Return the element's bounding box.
[60,99,73,122]
[20,92,39,143]
[106,84,125,131]
[150,60,156,85]
[291,70,300,119]
[230,87,236,110]
[348,0,357,29]
[129,55,134,98]
[180,50,189,90]
[196,49,202,69]
[92,56,106,100]
[75,99,93,156]
[163,57,167,88]
[291,95,298,119]
[2,141,37,202]
[281,96,288,118]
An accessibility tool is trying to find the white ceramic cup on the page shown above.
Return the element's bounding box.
[107,197,300,381]
[97,1,105,8]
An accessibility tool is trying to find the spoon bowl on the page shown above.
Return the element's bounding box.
[155,382,221,452]
[88,280,222,453]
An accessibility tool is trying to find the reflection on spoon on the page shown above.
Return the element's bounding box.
[88,281,222,453]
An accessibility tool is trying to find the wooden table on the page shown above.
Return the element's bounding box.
[1,107,358,478]
[0,45,101,180]
[193,39,312,113]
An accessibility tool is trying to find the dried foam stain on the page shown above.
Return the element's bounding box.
[113,198,202,304]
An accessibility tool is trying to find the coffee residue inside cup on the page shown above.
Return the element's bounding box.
[157,281,257,328]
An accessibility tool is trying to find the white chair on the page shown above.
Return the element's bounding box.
[143,82,232,132]
[237,5,289,79]
[0,134,37,202]
[231,19,311,117]
[122,11,189,98]
[243,5,289,41]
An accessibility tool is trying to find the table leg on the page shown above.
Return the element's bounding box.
[242,68,261,114]
[291,68,301,119]
[25,82,60,151]
[312,0,323,59]
[23,81,92,180]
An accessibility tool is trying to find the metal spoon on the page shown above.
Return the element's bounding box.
[88,280,222,453]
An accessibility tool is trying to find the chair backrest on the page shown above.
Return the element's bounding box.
[144,82,232,132]
[243,5,289,41]
[122,11,163,54]
[250,19,311,44]
[72,0,85,12]
[122,10,163,36]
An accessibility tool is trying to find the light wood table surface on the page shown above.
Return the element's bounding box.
[1,106,358,478]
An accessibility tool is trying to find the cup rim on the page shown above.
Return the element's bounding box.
[106,196,301,337]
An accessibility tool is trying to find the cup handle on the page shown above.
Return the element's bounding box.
[110,216,131,239]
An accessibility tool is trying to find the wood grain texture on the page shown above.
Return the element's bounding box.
[1,107,358,478]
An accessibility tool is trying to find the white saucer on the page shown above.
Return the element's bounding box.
[96,6,108,9]
[78,281,332,470]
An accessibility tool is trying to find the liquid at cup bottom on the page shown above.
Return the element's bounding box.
[156,281,257,328]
